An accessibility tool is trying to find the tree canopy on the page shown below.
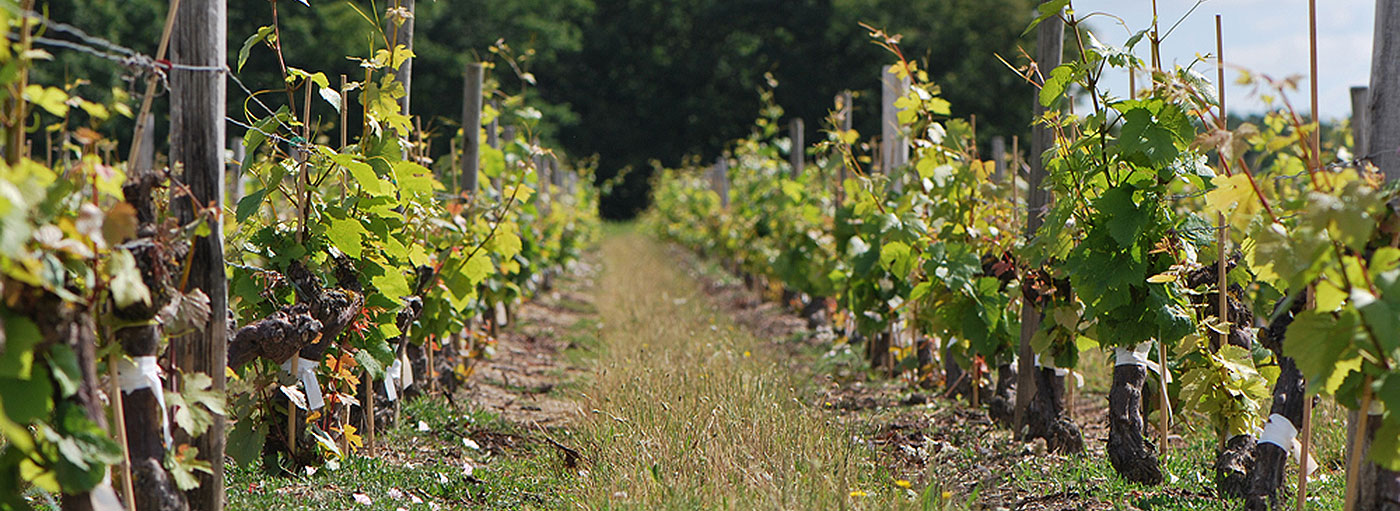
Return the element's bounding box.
[39,0,1038,218]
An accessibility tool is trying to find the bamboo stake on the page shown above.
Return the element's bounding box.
[338,400,348,457]
[427,339,436,395]
[1215,16,1229,347]
[296,82,313,244]
[125,0,182,170]
[287,357,298,456]
[340,74,349,149]
[1217,213,1228,349]
[1011,135,1019,227]
[1214,14,1231,450]
[1299,393,1313,510]
[1158,338,1170,458]
[1344,376,1374,511]
[364,373,375,455]
[108,352,136,511]
[1216,15,1226,130]
[340,74,349,202]
[1129,67,1136,100]
[7,0,33,165]
[1299,3,1319,507]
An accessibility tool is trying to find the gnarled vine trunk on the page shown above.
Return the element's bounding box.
[113,174,188,511]
[1245,296,1305,510]
[987,363,1016,427]
[1107,360,1163,485]
[1186,263,1259,498]
[1026,365,1083,454]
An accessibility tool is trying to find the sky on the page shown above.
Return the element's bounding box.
[1070,0,1375,120]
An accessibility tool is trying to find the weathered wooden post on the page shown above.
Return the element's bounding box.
[880,68,910,186]
[1369,0,1400,181]
[1354,1,1400,507]
[134,113,155,174]
[991,136,1006,181]
[1352,87,1370,158]
[391,0,414,116]
[170,0,228,508]
[1014,0,1064,439]
[789,118,805,178]
[461,63,484,198]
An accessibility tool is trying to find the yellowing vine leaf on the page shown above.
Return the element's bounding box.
[1204,173,1260,221]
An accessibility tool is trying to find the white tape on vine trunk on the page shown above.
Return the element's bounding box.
[1113,343,1153,366]
[88,474,122,511]
[1034,355,1083,388]
[384,358,401,402]
[1112,341,1170,383]
[117,356,172,448]
[495,301,508,326]
[400,352,414,389]
[280,357,324,411]
[1259,413,1318,475]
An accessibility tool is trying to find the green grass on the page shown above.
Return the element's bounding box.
[225,227,1357,510]
[567,229,952,510]
[226,399,581,510]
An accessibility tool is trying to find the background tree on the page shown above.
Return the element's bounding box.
[38,0,1036,219]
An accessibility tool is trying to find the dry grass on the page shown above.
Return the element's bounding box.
[569,230,936,510]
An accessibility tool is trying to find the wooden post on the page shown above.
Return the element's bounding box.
[170,0,228,508]
[789,118,805,178]
[880,68,910,183]
[392,0,414,117]
[991,136,1006,181]
[1366,0,1399,179]
[1352,87,1370,156]
[134,113,155,175]
[1359,1,1400,507]
[461,63,484,198]
[1014,0,1063,437]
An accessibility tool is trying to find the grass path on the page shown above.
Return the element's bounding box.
[226,228,1356,510]
[569,229,916,509]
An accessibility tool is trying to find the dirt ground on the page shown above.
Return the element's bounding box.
[461,263,600,428]
[457,242,1265,510]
